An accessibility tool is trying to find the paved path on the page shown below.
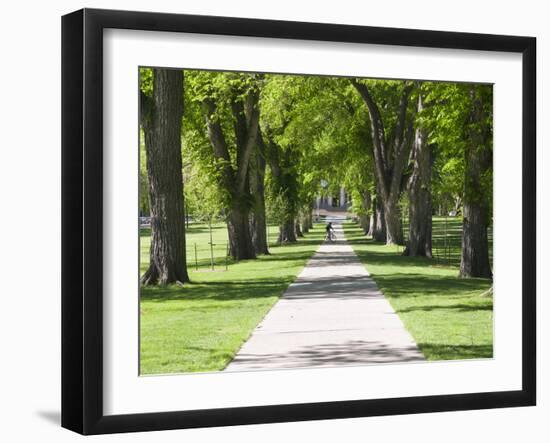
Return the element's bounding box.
[225,220,424,371]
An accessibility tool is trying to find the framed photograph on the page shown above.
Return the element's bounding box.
[61,8,536,435]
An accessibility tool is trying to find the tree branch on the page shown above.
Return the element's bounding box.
[202,98,234,189]
[261,126,282,180]
[231,99,248,155]
[350,78,390,201]
[235,89,260,194]
[390,113,415,200]
[391,82,414,161]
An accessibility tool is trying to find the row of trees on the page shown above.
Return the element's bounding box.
[139,68,493,285]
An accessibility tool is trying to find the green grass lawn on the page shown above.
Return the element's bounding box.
[140,223,325,375]
[140,222,290,272]
[344,221,493,361]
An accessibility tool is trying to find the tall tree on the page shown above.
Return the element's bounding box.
[350,79,415,245]
[262,130,300,243]
[353,190,371,235]
[424,82,493,277]
[140,68,189,286]
[459,85,493,278]
[259,75,310,243]
[403,93,433,257]
[196,74,261,260]
[249,143,269,254]
[370,194,387,241]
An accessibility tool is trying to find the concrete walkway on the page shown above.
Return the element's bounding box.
[225,220,424,371]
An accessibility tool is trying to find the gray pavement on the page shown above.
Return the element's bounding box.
[224,221,425,371]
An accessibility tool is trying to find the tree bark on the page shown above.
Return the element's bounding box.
[383,199,403,245]
[367,212,375,237]
[359,214,369,235]
[295,220,304,237]
[453,196,462,215]
[460,87,492,279]
[262,131,299,244]
[350,79,414,245]
[140,69,189,286]
[358,191,371,235]
[367,194,375,237]
[249,146,269,255]
[372,196,387,242]
[228,198,256,260]
[300,212,310,234]
[278,219,297,243]
[403,94,433,257]
[202,86,260,260]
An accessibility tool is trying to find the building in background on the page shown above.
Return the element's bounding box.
[316,186,350,211]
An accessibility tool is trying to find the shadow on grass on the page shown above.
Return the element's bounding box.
[373,273,492,298]
[141,278,296,302]
[355,250,436,268]
[142,272,491,306]
[259,247,352,265]
[269,236,326,249]
[248,249,318,263]
[418,343,493,360]
[397,303,493,313]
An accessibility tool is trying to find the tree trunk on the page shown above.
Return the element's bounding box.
[301,213,310,234]
[359,191,371,235]
[202,85,260,261]
[227,196,256,260]
[367,195,375,237]
[228,200,256,260]
[350,79,414,246]
[249,148,269,255]
[359,214,369,234]
[367,213,375,237]
[249,209,268,255]
[404,95,432,257]
[140,69,189,286]
[460,87,492,279]
[383,199,403,245]
[278,219,297,243]
[262,131,299,244]
[453,196,462,216]
[295,220,304,237]
[372,197,387,242]
[460,201,492,278]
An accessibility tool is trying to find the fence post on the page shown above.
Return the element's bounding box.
[194,242,198,271]
[225,241,229,271]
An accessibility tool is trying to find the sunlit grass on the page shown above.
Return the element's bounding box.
[140,222,288,273]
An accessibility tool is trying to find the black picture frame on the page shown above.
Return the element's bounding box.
[61,8,536,435]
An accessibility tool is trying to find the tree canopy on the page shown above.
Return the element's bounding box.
[139,67,493,283]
